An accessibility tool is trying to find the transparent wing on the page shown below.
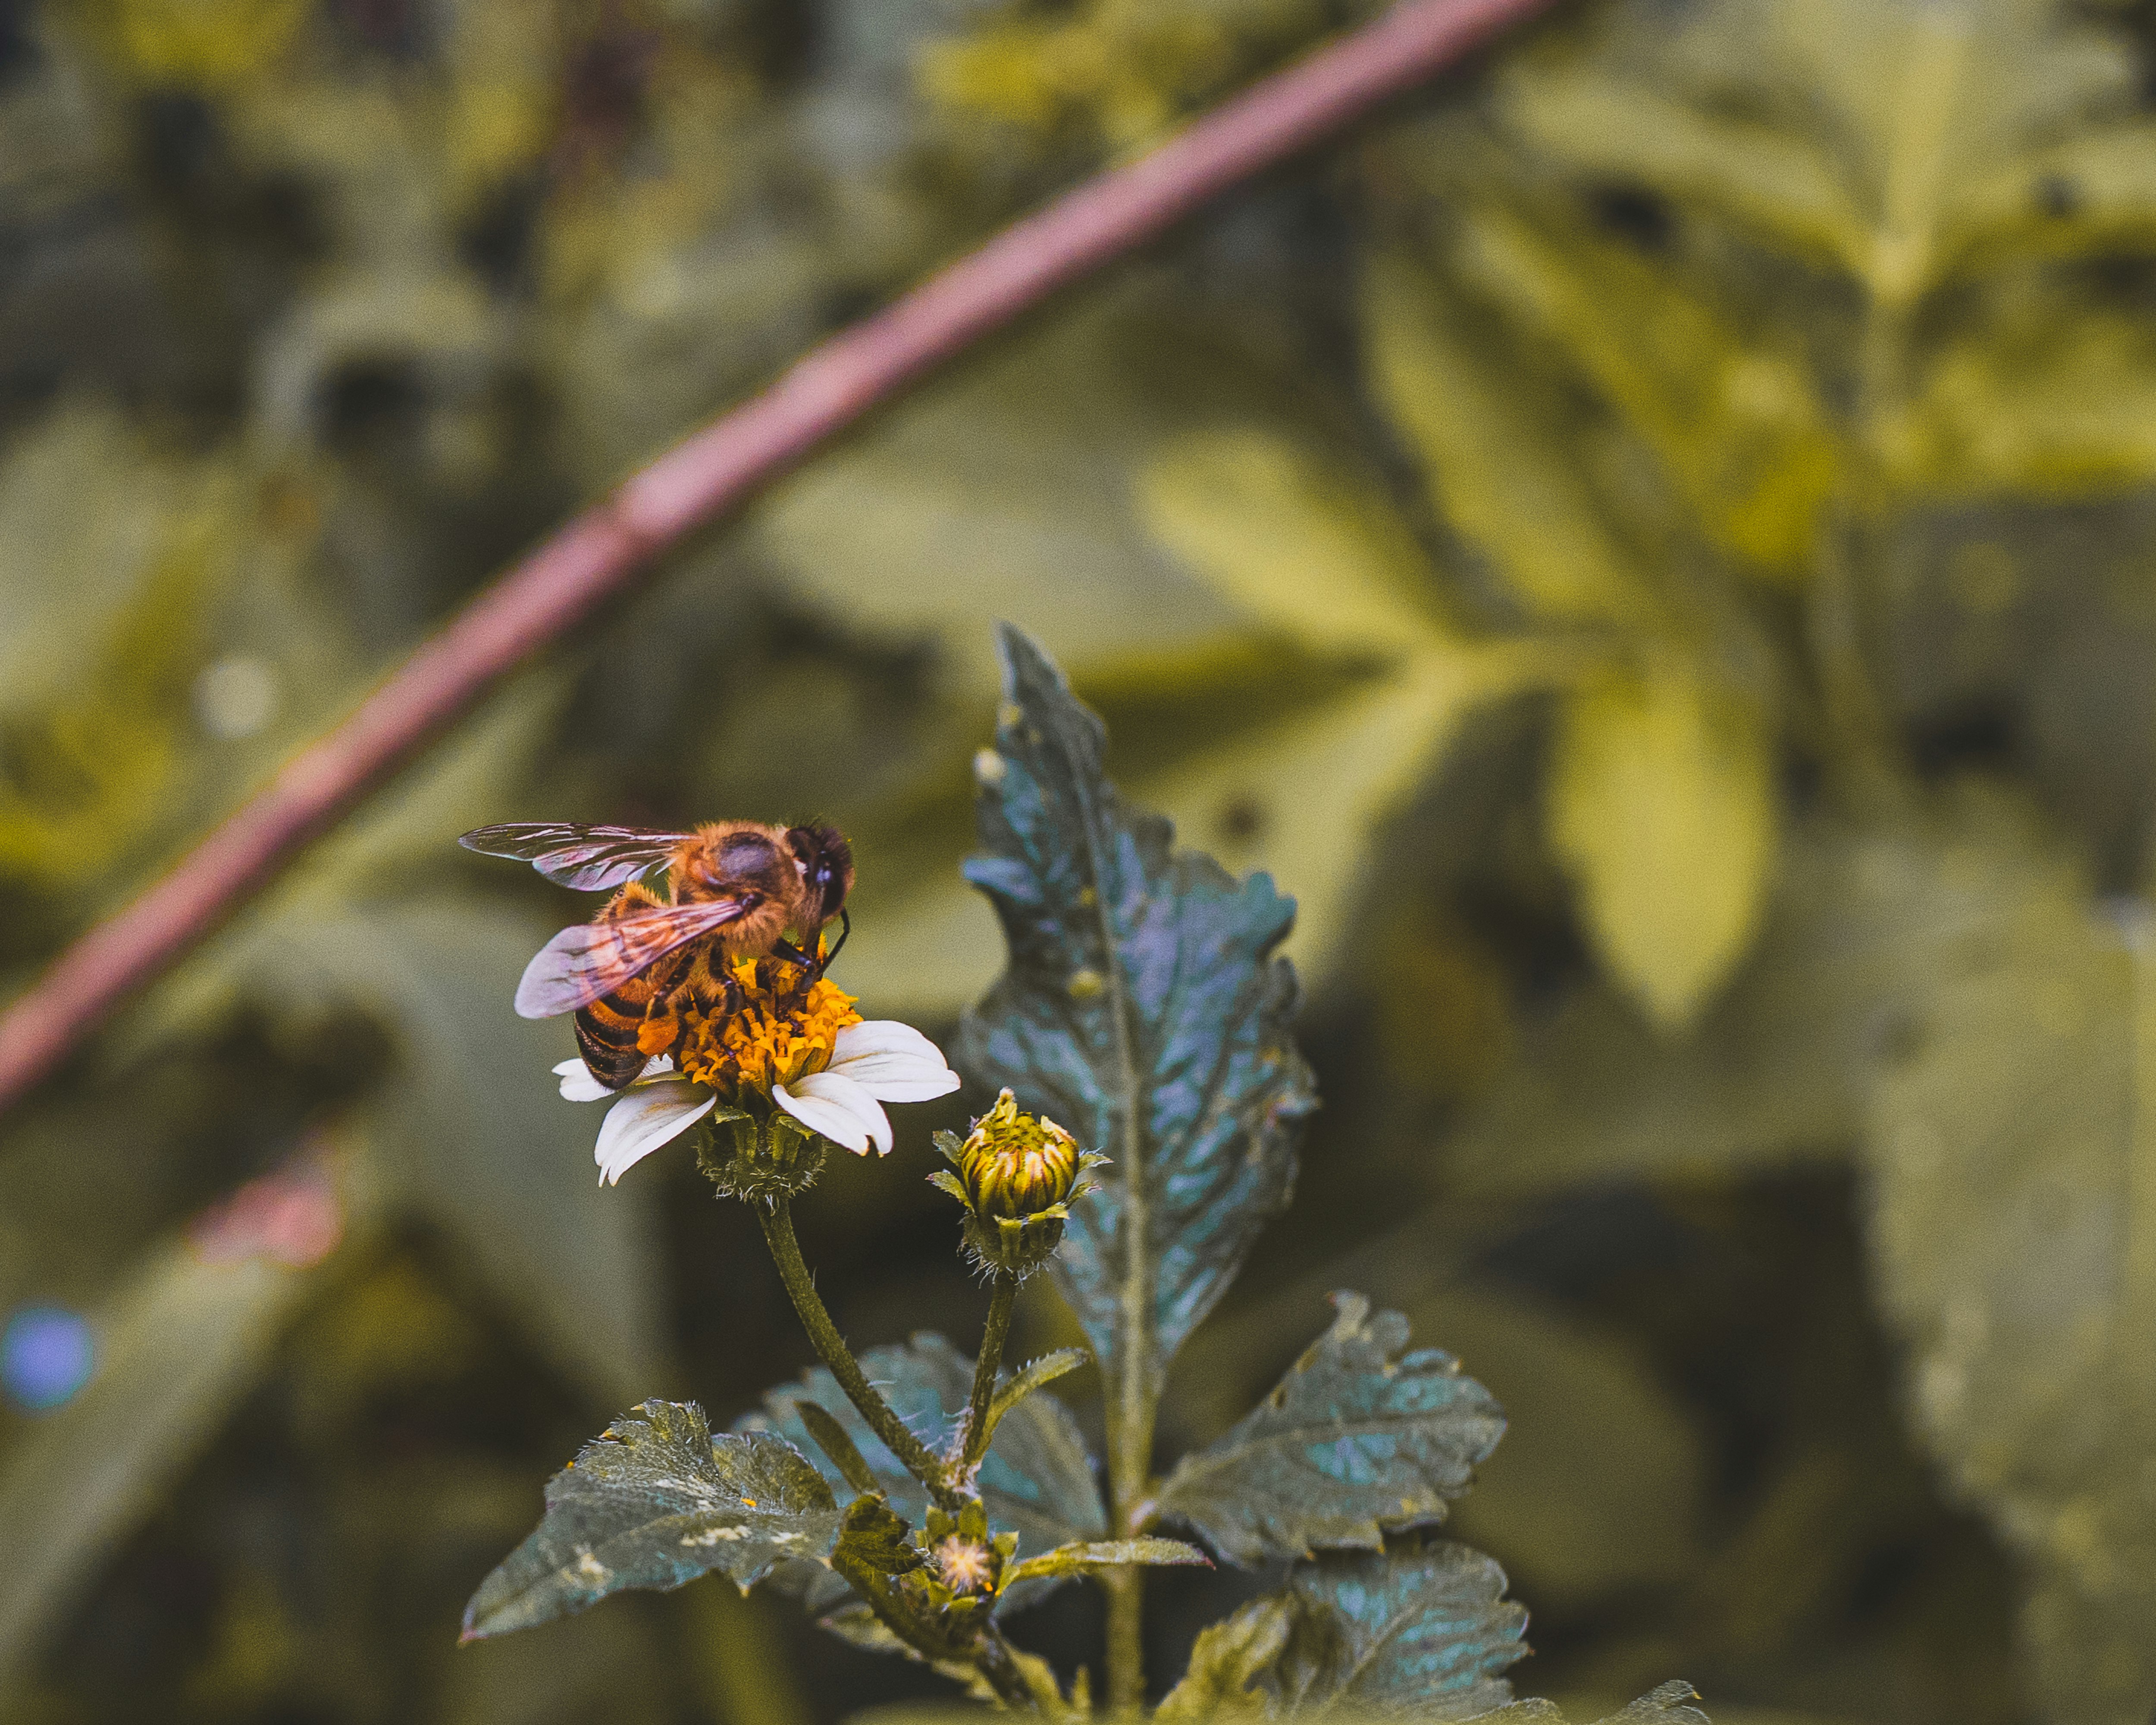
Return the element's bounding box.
[460,822,693,891]
[513,898,752,1019]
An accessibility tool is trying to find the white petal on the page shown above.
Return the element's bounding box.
[593,1079,714,1186]
[789,1070,896,1156]
[832,1020,946,1062]
[555,1053,675,1101]
[772,1083,871,1154]
[555,1059,613,1103]
[826,1046,963,1102]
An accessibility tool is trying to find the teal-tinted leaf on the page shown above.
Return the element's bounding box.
[956,623,1317,1411]
[737,1332,1105,1563]
[1000,1537,1210,1585]
[1271,1539,1528,1718]
[462,1404,840,1639]
[1158,1293,1505,1566]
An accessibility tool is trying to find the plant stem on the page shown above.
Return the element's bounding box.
[1103,1566,1146,1717]
[960,1271,1018,1471]
[757,1198,962,1510]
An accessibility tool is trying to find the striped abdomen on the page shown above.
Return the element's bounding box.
[573,883,693,1088]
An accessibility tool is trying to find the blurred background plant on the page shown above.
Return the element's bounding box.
[4,0,2156,1719]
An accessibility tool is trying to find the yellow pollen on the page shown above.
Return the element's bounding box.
[674,957,862,1104]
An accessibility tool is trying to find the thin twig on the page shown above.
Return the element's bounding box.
[0,0,1552,1114]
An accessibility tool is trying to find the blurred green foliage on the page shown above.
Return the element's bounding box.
[6,0,2156,1718]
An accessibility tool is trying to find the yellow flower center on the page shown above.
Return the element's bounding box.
[674,957,863,1104]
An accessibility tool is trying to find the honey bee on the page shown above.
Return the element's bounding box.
[459,820,854,1089]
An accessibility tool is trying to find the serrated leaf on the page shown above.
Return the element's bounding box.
[737,1332,1105,1567]
[1547,667,1778,1030]
[983,1348,1088,1447]
[1000,1537,1209,1585]
[1479,1682,1711,1725]
[1270,1539,1528,1718]
[957,624,1317,1418]
[1156,1596,1298,1725]
[1159,1293,1505,1566]
[462,1405,840,1640]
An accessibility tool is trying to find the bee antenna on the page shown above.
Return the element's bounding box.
[824,908,851,968]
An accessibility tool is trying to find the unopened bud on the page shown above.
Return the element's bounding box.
[959,1090,1080,1217]
[930,1090,1104,1278]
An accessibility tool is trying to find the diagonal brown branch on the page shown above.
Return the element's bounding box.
[0,0,1551,1116]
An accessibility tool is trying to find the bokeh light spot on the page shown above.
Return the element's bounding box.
[1,1305,96,1411]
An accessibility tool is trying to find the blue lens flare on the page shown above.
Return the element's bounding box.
[1,1305,96,1411]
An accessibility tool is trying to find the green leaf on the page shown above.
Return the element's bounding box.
[1446,198,1837,578]
[999,1537,1210,1586]
[1479,1682,1711,1724]
[982,1348,1088,1448]
[1858,794,2156,1723]
[1270,1538,1528,1718]
[1156,1596,1297,1725]
[1157,1293,1505,1566]
[1138,429,1447,654]
[1494,0,2152,305]
[1361,245,1659,628]
[0,1164,366,1681]
[956,623,1318,1414]
[737,1332,1106,1563]
[461,1404,840,1640]
[1546,667,1778,1030]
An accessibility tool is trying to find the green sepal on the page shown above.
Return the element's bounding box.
[697,1107,828,1201]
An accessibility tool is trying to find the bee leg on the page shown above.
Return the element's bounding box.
[771,938,817,974]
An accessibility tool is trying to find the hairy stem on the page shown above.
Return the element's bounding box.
[758,1198,962,1510]
[960,1272,1019,1471]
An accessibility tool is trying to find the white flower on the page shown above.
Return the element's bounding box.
[554,1021,961,1186]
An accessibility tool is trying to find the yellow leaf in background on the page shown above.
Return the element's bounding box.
[1909,306,2156,497]
[1453,202,1837,580]
[1548,667,1777,1031]
[1141,650,1535,981]
[1141,429,1446,652]
[1361,248,1661,629]
[103,0,307,84]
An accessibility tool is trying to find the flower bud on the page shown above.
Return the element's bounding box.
[930,1090,1105,1278]
[958,1090,1081,1218]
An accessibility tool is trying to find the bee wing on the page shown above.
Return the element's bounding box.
[460,822,693,891]
[514,897,753,1019]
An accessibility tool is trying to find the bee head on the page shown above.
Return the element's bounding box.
[784,823,854,926]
